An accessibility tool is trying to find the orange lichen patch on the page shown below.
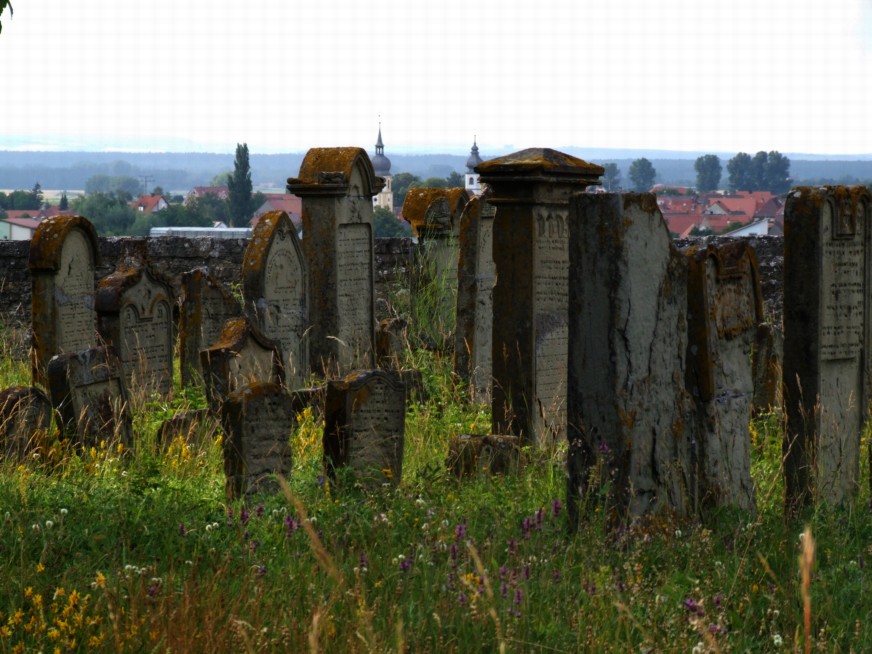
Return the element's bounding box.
[28,215,100,271]
[401,189,455,234]
[226,381,287,402]
[207,317,252,352]
[287,147,382,195]
[241,210,293,293]
[476,147,604,177]
[94,268,143,313]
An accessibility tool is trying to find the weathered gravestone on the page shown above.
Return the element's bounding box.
[447,434,521,478]
[323,369,405,485]
[157,409,220,447]
[221,382,294,499]
[178,268,242,387]
[567,193,695,524]
[29,215,101,388]
[0,386,53,460]
[454,195,496,402]
[47,346,132,447]
[96,244,174,397]
[751,323,783,416]
[287,148,383,376]
[477,149,603,447]
[783,186,871,509]
[200,317,285,414]
[686,241,761,512]
[242,210,309,389]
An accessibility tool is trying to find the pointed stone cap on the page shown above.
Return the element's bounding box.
[477,148,603,185]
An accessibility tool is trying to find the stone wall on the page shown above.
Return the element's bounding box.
[0,235,417,332]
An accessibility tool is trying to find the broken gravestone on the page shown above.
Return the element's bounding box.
[29,215,101,388]
[287,147,383,375]
[323,369,405,485]
[242,210,309,389]
[686,241,761,513]
[200,317,285,415]
[477,148,603,447]
[566,193,695,526]
[47,346,132,447]
[178,268,242,387]
[221,381,294,499]
[783,186,871,510]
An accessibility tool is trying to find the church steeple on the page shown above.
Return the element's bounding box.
[371,122,393,211]
[465,136,483,196]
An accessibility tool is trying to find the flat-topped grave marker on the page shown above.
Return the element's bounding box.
[287,147,383,376]
[477,148,603,446]
[47,346,132,447]
[242,210,309,388]
[686,241,762,512]
[567,193,695,524]
[29,215,101,388]
[222,381,294,499]
[323,369,405,485]
[179,268,242,387]
[454,195,496,402]
[96,243,174,397]
[783,186,871,509]
[200,317,285,414]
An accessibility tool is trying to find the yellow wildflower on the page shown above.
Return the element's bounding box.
[94,571,106,589]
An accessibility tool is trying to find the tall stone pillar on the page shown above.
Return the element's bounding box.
[477,149,602,446]
[287,148,384,376]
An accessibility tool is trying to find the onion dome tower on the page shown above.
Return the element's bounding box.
[465,137,483,196]
[371,124,394,211]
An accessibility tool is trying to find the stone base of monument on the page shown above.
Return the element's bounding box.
[0,386,53,461]
[447,434,521,478]
[221,382,294,500]
[156,409,219,448]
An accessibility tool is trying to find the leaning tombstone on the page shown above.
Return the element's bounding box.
[751,323,783,417]
[29,215,101,388]
[323,369,405,486]
[454,195,496,402]
[46,346,132,447]
[566,193,695,525]
[221,382,294,499]
[686,241,761,513]
[0,386,53,461]
[783,186,871,510]
[178,268,242,387]
[287,147,383,376]
[95,243,174,398]
[242,210,309,388]
[477,149,603,447]
[200,317,285,415]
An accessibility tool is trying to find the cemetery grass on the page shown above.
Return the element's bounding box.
[0,346,870,652]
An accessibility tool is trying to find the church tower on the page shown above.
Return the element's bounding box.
[371,125,393,212]
[465,137,483,196]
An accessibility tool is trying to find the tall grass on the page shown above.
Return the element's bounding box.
[0,316,870,652]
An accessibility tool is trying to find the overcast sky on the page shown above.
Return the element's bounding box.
[1,0,871,156]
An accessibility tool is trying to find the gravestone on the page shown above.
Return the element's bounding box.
[566,193,695,524]
[447,434,521,478]
[157,409,220,447]
[242,210,309,388]
[287,147,383,376]
[96,245,174,397]
[0,386,53,461]
[47,346,132,447]
[686,241,761,512]
[323,369,405,485]
[477,149,603,446]
[200,317,285,414]
[783,186,871,509]
[375,317,407,369]
[178,268,242,387]
[29,215,101,388]
[454,195,497,402]
[221,382,294,499]
[751,323,783,416]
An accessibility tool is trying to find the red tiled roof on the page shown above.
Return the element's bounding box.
[2,210,41,221]
[663,213,702,236]
[2,216,42,230]
[132,195,166,214]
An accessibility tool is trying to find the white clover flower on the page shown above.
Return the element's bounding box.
[415,498,426,507]
[421,523,429,532]
[31,523,40,532]
[674,529,682,538]
[692,642,704,654]
[772,634,783,647]
[205,524,213,533]
[59,508,68,516]
[45,520,53,529]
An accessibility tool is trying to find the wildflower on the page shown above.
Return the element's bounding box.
[45,520,53,529]
[692,643,704,654]
[240,507,250,525]
[683,597,704,616]
[31,523,40,533]
[256,565,267,577]
[178,523,187,537]
[772,634,783,647]
[551,498,562,517]
[94,571,106,589]
[59,508,68,516]
[454,523,467,541]
[508,539,517,556]
[415,498,426,507]
[514,588,523,605]
[146,583,159,597]
[458,593,467,605]
[597,442,610,454]
[255,504,264,517]
[674,529,682,538]
[535,508,545,529]
[400,557,412,572]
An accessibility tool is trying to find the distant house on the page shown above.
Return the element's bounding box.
[250,193,303,229]
[131,194,168,214]
[185,186,229,205]
[0,216,42,240]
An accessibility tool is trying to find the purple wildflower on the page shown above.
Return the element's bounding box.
[508,539,517,556]
[514,588,523,605]
[449,544,459,561]
[598,441,610,454]
[178,523,187,537]
[359,551,369,569]
[256,564,267,577]
[551,499,562,517]
[454,523,467,541]
[500,581,508,598]
[147,583,159,598]
[240,507,250,525]
[400,557,412,572]
[284,515,298,536]
[255,504,265,518]
[458,593,467,605]
[683,597,704,616]
[535,508,545,529]
[552,569,561,583]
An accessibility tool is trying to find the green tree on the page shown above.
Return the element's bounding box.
[373,207,411,238]
[227,143,253,227]
[59,192,69,210]
[763,151,791,194]
[694,155,722,192]
[0,1,12,35]
[602,163,621,191]
[30,182,43,207]
[209,171,233,187]
[71,192,137,235]
[85,174,142,199]
[727,151,791,193]
[422,177,449,188]
[187,194,232,227]
[628,158,656,192]
[3,188,41,210]
[392,172,421,209]
[727,152,753,191]
[446,171,464,187]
